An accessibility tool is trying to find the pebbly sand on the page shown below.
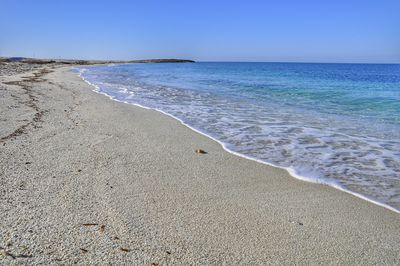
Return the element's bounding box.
[0,62,399,265]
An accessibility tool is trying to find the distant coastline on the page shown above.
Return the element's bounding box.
[0,57,195,65]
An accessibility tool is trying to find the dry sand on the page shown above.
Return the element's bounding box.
[0,63,399,265]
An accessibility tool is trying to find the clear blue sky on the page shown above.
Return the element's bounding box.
[1,0,399,63]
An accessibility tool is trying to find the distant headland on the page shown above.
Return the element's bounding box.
[0,57,195,65]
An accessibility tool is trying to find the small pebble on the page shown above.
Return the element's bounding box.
[195,149,207,154]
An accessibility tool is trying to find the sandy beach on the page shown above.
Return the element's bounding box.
[1,62,399,265]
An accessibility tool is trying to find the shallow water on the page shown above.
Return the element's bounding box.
[78,62,400,211]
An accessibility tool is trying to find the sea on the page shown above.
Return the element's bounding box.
[77,62,400,212]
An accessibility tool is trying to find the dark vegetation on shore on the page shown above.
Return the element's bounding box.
[0,57,195,65]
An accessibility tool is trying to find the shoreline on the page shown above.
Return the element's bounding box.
[77,67,400,214]
[1,63,399,264]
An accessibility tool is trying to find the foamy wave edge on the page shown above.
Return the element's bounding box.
[75,67,400,214]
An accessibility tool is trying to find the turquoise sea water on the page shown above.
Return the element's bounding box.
[78,62,400,211]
